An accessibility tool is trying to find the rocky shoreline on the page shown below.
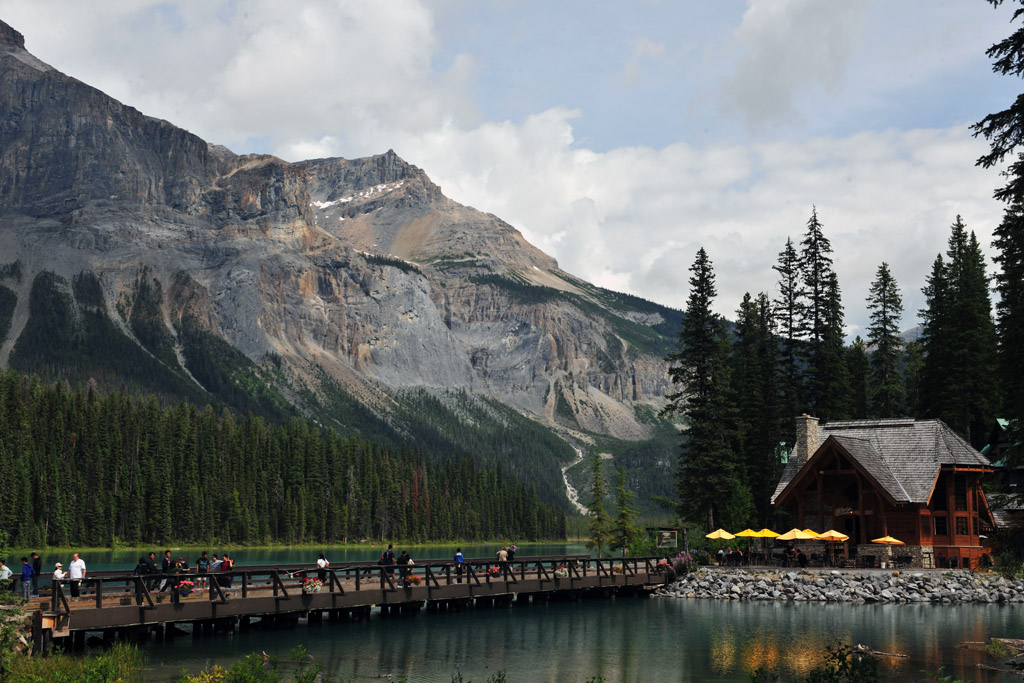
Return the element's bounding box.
[656,568,1024,604]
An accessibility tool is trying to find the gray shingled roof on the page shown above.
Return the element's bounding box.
[830,435,911,503]
[772,418,991,506]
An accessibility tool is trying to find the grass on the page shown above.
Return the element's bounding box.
[8,643,143,683]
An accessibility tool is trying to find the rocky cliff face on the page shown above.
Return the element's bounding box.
[0,21,679,505]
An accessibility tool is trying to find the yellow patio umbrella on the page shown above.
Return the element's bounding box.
[871,535,905,545]
[729,529,759,565]
[705,528,736,540]
[801,528,820,538]
[750,529,780,564]
[777,528,818,541]
[871,535,905,568]
[818,529,850,566]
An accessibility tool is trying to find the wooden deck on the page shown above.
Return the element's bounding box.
[30,555,666,651]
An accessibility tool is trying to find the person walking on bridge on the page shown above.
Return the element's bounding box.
[30,552,41,597]
[454,548,464,584]
[382,544,396,579]
[496,546,510,577]
[143,552,158,589]
[398,551,411,582]
[68,553,86,598]
[159,550,174,591]
[196,551,209,589]
[317,553,330,583]
[19,557,33,602]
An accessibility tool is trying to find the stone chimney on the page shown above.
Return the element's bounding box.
[792,414,820,466]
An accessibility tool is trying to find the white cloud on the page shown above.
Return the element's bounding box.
[392,114,1002,336]
[623,38,666,84]
[721,0,870,130]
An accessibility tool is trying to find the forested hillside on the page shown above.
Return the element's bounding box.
[0,370,565,548]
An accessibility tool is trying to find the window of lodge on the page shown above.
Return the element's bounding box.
[955,516,968,535]
[955,476,967,512]
[934,516,949,536]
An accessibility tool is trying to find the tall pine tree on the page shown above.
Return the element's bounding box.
[918,218,998,446]
[972,0,1024,202]
[611,467,639,558]
[798,208,849,420]
[866,262,906,417]
[664,248,751,530]
[846,337,870,420]
[730,292,783,525]
[973,1,1024,469]
[993,199,1024,463]
[772,237,804,444]
[585,448,611,558]
[919,254,954,425]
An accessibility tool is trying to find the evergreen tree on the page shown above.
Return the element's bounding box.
[772,237,804,442]
[0,369,565,546]
[902,339,925,418]
[665,248,752,530]
[975,1,1024,470]
[866,262,906,417]
[918,254,954,424]
[585,449,611,558]
[993,199,1024,464]
[610,467,639,558]
[918,218,998,446]
[799,207,833,348]
[731,292,783,525]
[797,208,849,419]
[972,0,1024,202]
[815,272,852,420]
[846,337,870,420]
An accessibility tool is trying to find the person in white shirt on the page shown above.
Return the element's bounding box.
[52,562,65,581]
[316,553,330,582]
[0,559,11,582]
[68,553,86,598]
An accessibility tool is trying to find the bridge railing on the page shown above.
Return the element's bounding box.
[45,555,667,615]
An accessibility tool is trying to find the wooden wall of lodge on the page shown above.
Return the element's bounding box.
[786,449,992,565]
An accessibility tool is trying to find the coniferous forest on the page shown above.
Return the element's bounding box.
[0,369,566,548]
[664,210,1005,533]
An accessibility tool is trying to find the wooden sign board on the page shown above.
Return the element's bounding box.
[657,530,677,548]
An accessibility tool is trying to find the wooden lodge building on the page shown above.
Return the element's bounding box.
[772,416,995,569]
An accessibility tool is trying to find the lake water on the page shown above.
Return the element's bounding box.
[139,596,1022,682]
[38,545,1023,681]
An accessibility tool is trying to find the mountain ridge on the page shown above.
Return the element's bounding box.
[0,20,681,512]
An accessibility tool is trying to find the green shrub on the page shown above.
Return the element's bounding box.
[8,643,143,683]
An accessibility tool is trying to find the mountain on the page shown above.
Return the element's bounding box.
[0,21,681,513]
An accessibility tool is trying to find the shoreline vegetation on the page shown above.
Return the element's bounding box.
[0,368,566,550]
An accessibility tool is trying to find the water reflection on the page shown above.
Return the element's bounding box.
[140,597,1022,682]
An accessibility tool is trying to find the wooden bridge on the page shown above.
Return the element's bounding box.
[30,555,667,652]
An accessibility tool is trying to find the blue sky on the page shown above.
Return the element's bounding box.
[0,0,1019,335]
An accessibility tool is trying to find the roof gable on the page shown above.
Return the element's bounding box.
[773,418,991,506]
[774,435,911,507]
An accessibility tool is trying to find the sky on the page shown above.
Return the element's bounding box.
[0,0,1019,336]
